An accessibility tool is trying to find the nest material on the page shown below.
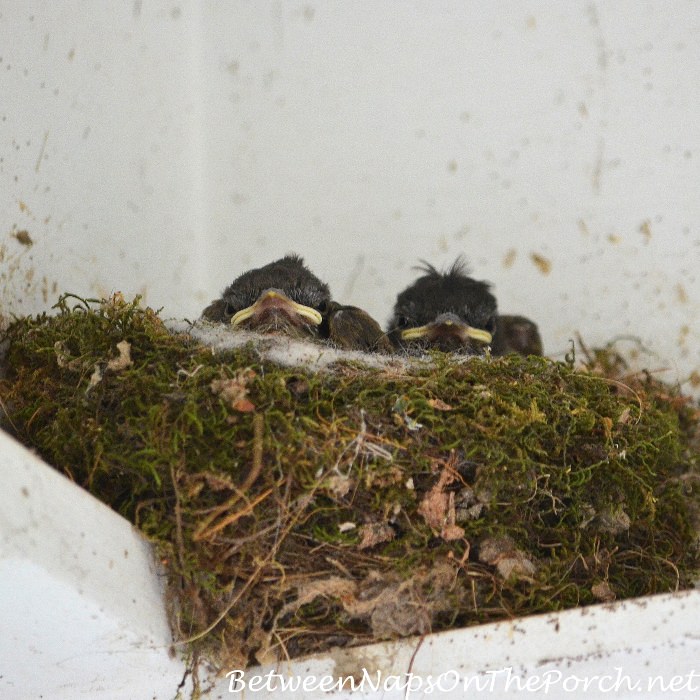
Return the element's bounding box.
[1,293,698,671]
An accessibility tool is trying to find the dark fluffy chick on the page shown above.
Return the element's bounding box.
[202,254,330,338]
[202,254,390,352]
[387,258,498,355]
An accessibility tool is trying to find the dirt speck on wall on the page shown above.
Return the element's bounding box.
[530,252,552,276]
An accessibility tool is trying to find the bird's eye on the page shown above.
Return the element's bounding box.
[224,302,237,318]
[485,315,497,334]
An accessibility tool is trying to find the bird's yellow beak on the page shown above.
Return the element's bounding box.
[401,320,492,344]
[231,289,323,327]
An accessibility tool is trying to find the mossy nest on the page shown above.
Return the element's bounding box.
[1,294,698,671]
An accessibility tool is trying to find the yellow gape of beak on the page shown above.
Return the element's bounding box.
[230,290,323,327]
[401,322,492,344]
[464,327,493,344]
[400,325,433,341]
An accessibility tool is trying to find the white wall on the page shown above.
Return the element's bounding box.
[1,1,698,390]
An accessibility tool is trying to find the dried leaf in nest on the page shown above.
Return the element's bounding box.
[358,521,395,549]
[441,523,466,541]
[479,535,537,580]
[276,565,459,641]
[324,474,353,498]
[591,580,616,602]
[418,456,463,538]
[73,340,134,393]
[418,487,449,531]
[454,486,484,522]
[590,507,631,535]
[211,369,256,412]
[86,364,103,393]
[346,564,456,639]
[277,577,358,620]
[428,398,453,411]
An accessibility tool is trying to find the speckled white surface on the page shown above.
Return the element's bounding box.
[0,430,191,700]
[2,428,700,699]
[1,4,700,696]
[0,1,698,397]
[209,588,700,699]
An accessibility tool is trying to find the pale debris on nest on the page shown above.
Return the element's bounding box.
[165,319,485,373]
[84,339,134,393]
[167,319,402,371]
[591,580,616,602]
[269,562,458,651]
[417,457,467,542]
[478,535,537,581]
[210,369,256,412]
[106,340,133,372]
[358,521,396,549]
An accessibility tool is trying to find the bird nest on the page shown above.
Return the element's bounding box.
[1,293,699,675]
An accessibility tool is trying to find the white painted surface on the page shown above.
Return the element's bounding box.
[2,429,700,699]
[0,430,190,700]
[0,1,698,393]
[0,2,208,318]
[1,3,700,697]
[211,590,700,699]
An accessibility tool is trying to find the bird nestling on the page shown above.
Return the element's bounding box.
[202,255,330,338]
[491,314,544,357]
[202,254,390,352]
[387,259,498,355]
[322,301,393,353]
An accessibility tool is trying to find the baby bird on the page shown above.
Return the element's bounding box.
[388,259,498,355]
[491,314,544,357]
[202,254,390,352]
[202,255,330,338]
[323,302,393,353]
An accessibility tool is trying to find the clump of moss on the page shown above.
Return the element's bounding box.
[1,294,698,670]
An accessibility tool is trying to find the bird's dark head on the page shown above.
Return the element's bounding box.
[202,255,331,337]
[323,302,394,353]
[491,314,544,357]
[388,258,498,354]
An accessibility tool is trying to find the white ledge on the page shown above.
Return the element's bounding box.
[0,430,189,700]
[2,427,699,699]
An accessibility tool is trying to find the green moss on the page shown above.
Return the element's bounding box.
[1,293,698,669]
